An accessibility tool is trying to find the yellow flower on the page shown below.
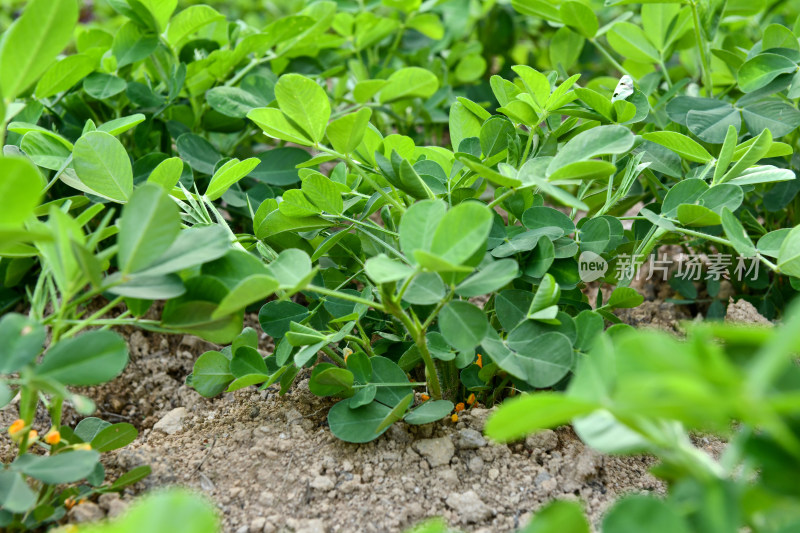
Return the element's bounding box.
[27,430,38,443]
[466,393,476,405]
[8,419,25,437]
[343,347,353,362]
[44,430,61,445]
[450,414,458,423]
[475,353,483,368]
[420,393,430,401]
[74,443,92,451]
[455,402,465,412]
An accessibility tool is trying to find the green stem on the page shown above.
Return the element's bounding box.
[690,0,714,97]
[322,346,346,366]
[62,296,125,338]
[380,286,443,400]
[307,285,385,312]
[590,38,630,77]
[487,189,516,210]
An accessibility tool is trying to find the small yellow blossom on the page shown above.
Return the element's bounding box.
[455,402,465,412]
[475,353,483,368]
[74,443,92,451]
[466,393,476,405]
[27,430,38,443]
[450,414,458,423]
[8,419,25,437]
[420,393,430,401]
[44,430,61,445]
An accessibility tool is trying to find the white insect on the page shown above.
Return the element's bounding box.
[611,75,634,102]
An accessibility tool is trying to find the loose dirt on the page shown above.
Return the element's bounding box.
[1,288,742,532]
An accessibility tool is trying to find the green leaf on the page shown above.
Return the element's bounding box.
[302,173,344,214]
[0,314,45,373]
[458,155,523,188]
[83,73,127,99]
[250,148,310,186]
[147,157,184,190]
[14,450,100,484]
[510,330,574,387]
[74,418,112,442]
[258,301,308,339]
[778,225,800,277]
[36,331,128,385]
[327,108,372,155]
[741,100,800,138]
[309,364,355,397]
[166,5,224,48]
[401,272,445,305]
[91,423,137,452]
[176,133,220,175]
[371,356,413,406]
[72,131,134,203]
[720,128,772,183]
[0,0,78,100]
[118,183,180,274]
[430,202,493,266]
[206,158,260,201]
[112,22,158,68]
[439,301,490,353]
[449,101,483,153]
[230,346,267,378]
[737,53,798,93]
[365,254,415,283]
[98,114,146,136]
[485,392,596,442]
[548,125,634,175]
[641,132,713,163]
[607,22,660,63]
[212,275,279,319]
[207,87,268,119]
[520,500,590,533]
[0,471,36,513]
[134,226,231,277]
[712,125,739,184]
[560,1,598,38]
[677,203,721,226]
[686,105,741,144]
[607,287,644,309]
[374,393,413,433]
[758,229,790,258]
[247,107,314,146]
[404,400,455,425]
[327,399,392,443]
[35,54,96,99]
[267,249,312,289]
[274,74,331,144]
[21,131,71,170]
[602,496,690,533]
[0,157,42,227]
[379,67,439,103]
[455,259,519,297]
[190,350,233,397]
[721,208,757,257]
[400,199,447,264]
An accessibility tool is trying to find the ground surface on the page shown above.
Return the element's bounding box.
[1,285,766,532]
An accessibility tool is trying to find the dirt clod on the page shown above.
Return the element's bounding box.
[726,298,770,325]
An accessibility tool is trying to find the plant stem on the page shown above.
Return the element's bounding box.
[380,285,443,400]
[322,346,346,366]
[61,296,125,338]
[690,0,714,97]
[487,189,516,210]
[307,285,385,312]
[590,38,630,77]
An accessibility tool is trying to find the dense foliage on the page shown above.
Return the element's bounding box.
[2,0,800,530]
